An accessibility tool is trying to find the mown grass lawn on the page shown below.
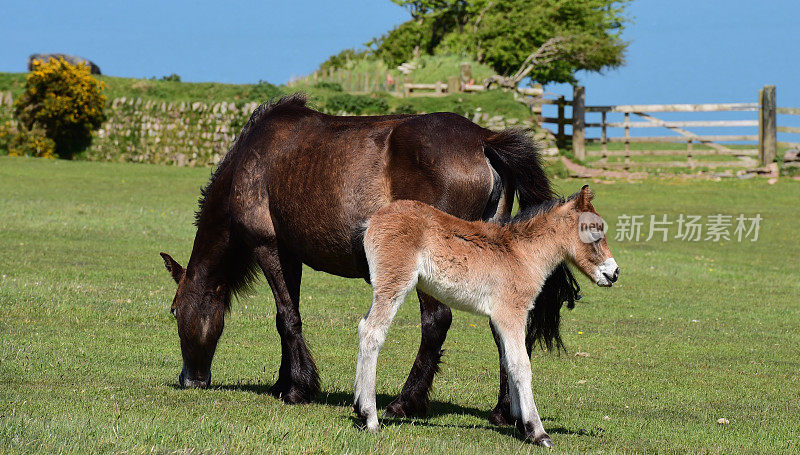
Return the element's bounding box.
[1,156,799,454]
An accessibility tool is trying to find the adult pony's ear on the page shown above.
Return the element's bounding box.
[160,252,185,284]
[574,185,594,212]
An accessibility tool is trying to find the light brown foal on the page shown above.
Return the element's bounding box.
[354,185,619,447]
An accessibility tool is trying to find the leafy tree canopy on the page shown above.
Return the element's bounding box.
[377,0,631,85]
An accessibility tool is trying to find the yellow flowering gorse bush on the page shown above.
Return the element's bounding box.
[14,57,106,158]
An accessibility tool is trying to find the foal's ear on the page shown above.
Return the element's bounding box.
[574,185,594,211]
[160,252,185,284]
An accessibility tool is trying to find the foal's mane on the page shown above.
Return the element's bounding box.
[505,188,583,225]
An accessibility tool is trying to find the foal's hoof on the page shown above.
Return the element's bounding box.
[366,419,380,433]
[535,435,553,448]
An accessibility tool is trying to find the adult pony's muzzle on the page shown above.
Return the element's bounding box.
[179,365,211,388]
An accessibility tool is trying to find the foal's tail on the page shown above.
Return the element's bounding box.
[483,129,581,352]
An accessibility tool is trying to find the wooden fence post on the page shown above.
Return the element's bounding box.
[600,111,607,157]
[447,76,459,94]
[572,85,586,160]
[530,83,543,124]
[460,62,472,86]
[759,85,777,166]
[557,96,566,148]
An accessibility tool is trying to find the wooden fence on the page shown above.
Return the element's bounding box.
[540,85,797,168]
[290,63,544,98]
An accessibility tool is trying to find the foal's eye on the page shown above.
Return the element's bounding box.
[171,307,177,317]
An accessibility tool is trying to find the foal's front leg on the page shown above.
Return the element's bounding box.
[491,315,552,447]
[354,284,414,431]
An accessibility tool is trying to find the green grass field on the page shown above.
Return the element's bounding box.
[1,157,799,453]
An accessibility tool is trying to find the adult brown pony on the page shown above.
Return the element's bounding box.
[160,94,579,424]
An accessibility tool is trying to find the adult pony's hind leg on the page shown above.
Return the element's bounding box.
[384,292,452,418]
[253,244,320,404]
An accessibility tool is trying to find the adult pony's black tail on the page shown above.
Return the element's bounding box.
[484,129,581,352]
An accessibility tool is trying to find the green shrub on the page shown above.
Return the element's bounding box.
[374,20,431,68]
[324,93,389,115]
[0,120,12,155]
[5,123,56,158]
[313,81,343,92]
[393,102,417,114]
[160,73,181,82]
[14,57,106,158]
[319,49,371,72]
[248,80,282,102]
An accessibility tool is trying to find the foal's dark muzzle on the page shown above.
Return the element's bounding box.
[179,366,211,389]
[603,267,620,284]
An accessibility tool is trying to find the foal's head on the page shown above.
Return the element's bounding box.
[553,185,620,287]
[160,252,227,388]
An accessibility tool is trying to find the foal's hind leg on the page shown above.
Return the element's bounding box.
[254,244,320,404]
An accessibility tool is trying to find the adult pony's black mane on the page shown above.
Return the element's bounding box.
[195,93,309,225]
[192,94,309,304]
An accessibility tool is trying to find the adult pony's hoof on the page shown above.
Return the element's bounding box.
[488,404,513,426]
[535,435,554,448]
[269,381,314,404]
[384,397,428,418]
[178,369,211,389]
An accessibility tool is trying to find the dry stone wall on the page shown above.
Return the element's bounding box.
[0,90,258,166]
[90,97,259,166]
[0,91,15,124]
[0,90,537,164]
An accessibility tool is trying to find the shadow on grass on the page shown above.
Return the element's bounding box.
[213,383,597,441]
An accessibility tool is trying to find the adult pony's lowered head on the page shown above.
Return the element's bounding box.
[355,185,619,446]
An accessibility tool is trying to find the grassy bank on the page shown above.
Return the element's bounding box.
[1,157,798,453]
[0,71,532,120]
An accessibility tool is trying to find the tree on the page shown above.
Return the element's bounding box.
[377,0,630,85]
[14,57,107,158]
[475,0,629,83]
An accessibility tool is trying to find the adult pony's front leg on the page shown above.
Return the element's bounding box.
[254,244,320,404]
[384,292,452,418]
